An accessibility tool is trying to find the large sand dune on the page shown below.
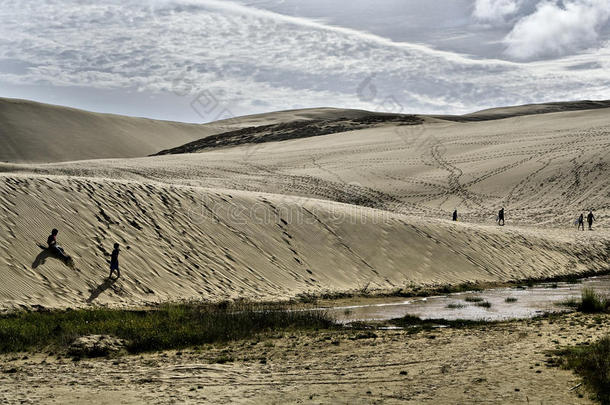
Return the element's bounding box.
[0,101,609,310]
[0,98,226,163]
[0,98,408,163]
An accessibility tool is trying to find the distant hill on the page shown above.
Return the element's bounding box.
[2,97,609,162]
[154,111,424,156]
[155,100,610,155]
[0,98,222,163]
[435,100,610,122]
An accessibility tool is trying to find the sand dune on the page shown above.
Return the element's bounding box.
[0,175,607,312]
[4,96,608,163]
[0,101,609,310]
[438,99,610,122]
[0,98,223,163]
[0,98,407,163]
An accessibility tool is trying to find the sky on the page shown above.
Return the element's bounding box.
[1,0,609,122]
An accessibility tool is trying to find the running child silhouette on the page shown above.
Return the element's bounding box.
[109,243,121,279]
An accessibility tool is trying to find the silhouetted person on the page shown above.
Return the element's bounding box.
[452,209,458,221]
[498,208,505,226]
[587,210,595,230]
[109,243,121,279]
[47,228,68,260]
[577,213,584,231]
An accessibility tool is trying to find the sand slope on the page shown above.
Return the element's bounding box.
[0,175,607,312]
[0,98,404,163]
[0,98,224,163]
[4,97,608,163]
[0,101,609,310]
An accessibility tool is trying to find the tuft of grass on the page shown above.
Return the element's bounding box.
[464,296,484,303]
[579,288,609,313]
[556,335,610,405]
[560,288,610,313]
[505,297,518,303]
[474,301,492,308]
[446,303,466,309]
[390,314,492,330]
[0,302,335,354]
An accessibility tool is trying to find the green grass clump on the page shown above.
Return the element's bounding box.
[580,288,609,313]
[0,302,334,354]
[390,314,492,330]
[446,303,466,309]
[558,289,609,313]
[464,296,484,303]
[474,301,492,308]
[557,335,610,405]
[505,297,518,303]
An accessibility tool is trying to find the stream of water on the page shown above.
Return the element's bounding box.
[322,275,610,323]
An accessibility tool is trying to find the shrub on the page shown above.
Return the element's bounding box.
[557,335,610,404]
[579,288,608,313]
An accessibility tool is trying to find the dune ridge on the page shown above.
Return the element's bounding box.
[0,100,608,310]
[3,97,609,163]
[1,174,607,312]
[0,98,220,163]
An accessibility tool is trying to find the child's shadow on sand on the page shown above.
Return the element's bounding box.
[32,244,74,269]
[32,249,53,269]
[87,278,118,303]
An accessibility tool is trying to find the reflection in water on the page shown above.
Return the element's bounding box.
[323,275,610,323]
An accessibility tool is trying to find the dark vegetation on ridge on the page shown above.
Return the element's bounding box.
[154,114,423,155]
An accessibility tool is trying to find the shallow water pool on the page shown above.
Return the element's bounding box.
[321,275,610,323]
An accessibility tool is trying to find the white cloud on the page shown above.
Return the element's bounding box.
[504,0,610,59]
[473,0,522,22]
[0,0,608,119]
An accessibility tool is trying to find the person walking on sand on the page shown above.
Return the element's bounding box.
[497,207,505,226]
[109,243,121,279]
[587,210,595,230]
[577,213,585,231]
[452,209,458,221]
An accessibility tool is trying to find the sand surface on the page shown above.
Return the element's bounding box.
[0,102,608,311]
[0,98,229,163]
[1,311,607,404]
[0,98,393,163]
